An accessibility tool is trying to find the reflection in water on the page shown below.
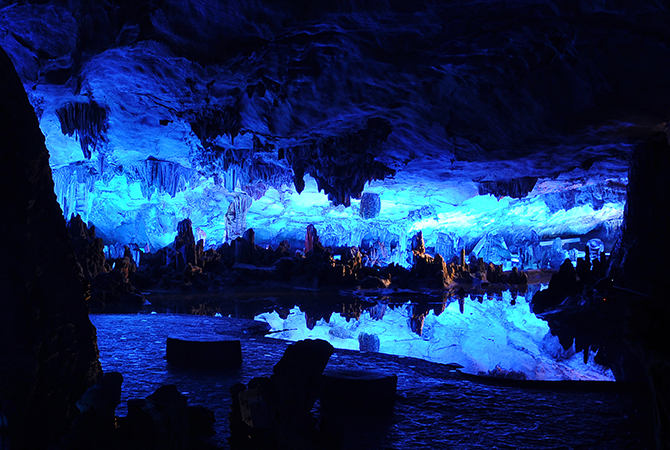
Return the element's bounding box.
[91,313,652,449]
[256,291,614,381]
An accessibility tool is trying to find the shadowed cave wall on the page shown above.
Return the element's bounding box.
[0,46,101,449]
[608,133,670,449]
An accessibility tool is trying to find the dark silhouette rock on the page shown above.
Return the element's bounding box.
[174,218,198,270]
[320,369,397,413]
[305,223,325,254]
[90,249,144,311]
[531,259,578,314]
[75,372,123,421]
[318,369,397,450]
[608,133,670,448]
[0,46,101,449]
[127,385,189,450]
[232,228,255,264]
[411,230,426,255]
[64,372,123,449]
[67,213,108,280]
[187,405,215,438]
[166,338,242,369]
[230,339,334,449]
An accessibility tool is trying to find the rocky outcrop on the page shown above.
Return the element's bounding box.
[67,213,107,281]
[530,133,670,448]
[230,339,334,449]
[608,133,670,448]
[285,118,395,206]
[64,214,146,311]
[0,46,101,449]
[64,372,123,449]
[173,218,198,270]
[131,223,531,305]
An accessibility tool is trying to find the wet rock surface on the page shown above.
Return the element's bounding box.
[90,313,656,449]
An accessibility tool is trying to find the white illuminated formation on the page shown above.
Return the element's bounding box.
[255,291,615,381]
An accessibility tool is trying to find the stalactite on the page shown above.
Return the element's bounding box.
[196,145,292,193]
[55,100,108,159]
[126,157,195,200]
[189,103,242,147]
[52,162,97,221]
[225,194,253,243]
[478,176,538,199]
[285,117,395,206]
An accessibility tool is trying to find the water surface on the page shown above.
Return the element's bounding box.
[91,313,653,449]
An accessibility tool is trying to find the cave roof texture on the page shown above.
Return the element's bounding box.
[1,0,669,252]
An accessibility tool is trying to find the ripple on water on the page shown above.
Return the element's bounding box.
[90,314,654,449]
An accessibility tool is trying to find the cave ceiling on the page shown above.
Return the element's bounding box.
[1,0,669,257]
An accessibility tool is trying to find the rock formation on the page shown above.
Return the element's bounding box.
[531,133,670,448]
[230,339,334,449]
[0,46,101,449]
[608,133,670,448]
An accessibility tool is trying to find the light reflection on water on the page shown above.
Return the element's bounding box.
[90,313,653,449]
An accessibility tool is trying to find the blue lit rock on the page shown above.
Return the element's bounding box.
[434,231,459,262]
[471,233,511,266]
[478,176,538,199]
[360,192,381,219]
[548,237,569,270]
[3,0,666,264]
[586,238,605,262]
[225,194,252,243]
[358,332,380,352]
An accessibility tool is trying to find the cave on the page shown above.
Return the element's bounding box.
[1,1,669,449]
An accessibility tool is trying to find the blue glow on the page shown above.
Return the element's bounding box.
[256,291,615,381]
[5,16,626,261]
[49,161,625,264]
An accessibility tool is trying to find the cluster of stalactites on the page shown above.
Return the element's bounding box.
[284,117,395,206]
[125,157,195,200]
[55,100,108,159]
[198,146,292,197]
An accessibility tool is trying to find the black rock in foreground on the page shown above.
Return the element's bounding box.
[230,339,334,449]
[0,46,102,449]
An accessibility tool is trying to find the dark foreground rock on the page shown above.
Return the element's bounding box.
[320,369,397,413]
[61,372,123,449]
[0,46,102,449]
[166,338,242,369]
[530,134,670,448]
[608,134,670,448]
[230,339,334,449]
[61,380,217,450]
[123,384,216,450]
